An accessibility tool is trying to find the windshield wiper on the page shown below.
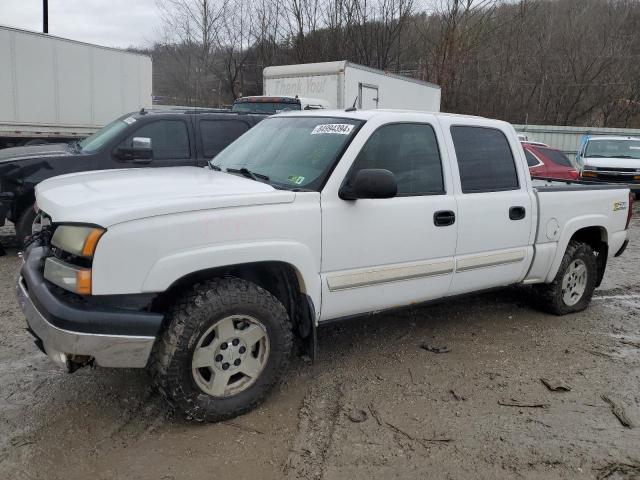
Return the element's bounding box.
[208,162,222,171]
[225,167,270,182]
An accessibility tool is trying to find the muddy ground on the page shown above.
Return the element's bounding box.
[1,216,639,480]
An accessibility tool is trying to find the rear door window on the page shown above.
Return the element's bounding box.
[200,120,250,158]
[451,126,519,193]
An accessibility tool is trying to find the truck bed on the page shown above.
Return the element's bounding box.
[532,176,629,192]
[524,176,630,284]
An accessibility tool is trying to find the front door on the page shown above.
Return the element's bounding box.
[113,118,195,168]
[320,118,458,321]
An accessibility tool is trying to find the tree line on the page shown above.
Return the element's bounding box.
[142,0,640,128]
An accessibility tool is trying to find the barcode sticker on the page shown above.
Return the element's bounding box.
[311,124,354,135]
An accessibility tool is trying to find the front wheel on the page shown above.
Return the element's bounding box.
[532,240,597,315]
[151,277,293,422]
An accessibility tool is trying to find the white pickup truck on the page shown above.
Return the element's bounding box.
[16,110,632,421]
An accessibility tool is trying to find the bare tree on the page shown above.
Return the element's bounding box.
[156,0,226,105]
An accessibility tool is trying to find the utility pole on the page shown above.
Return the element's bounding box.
[43,0,48,33]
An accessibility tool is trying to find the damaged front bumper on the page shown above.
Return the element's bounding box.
[16,246,164,369]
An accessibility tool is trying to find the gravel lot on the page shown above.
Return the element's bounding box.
[1,215,639,480]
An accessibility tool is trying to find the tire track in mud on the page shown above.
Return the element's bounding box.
[284,379,344,480]
[90,386,167,454]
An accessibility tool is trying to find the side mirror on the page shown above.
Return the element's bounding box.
[339,168,398,200]
[115,137,153,162]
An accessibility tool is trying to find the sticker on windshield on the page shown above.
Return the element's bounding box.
[311,124,354,135]
[123,116,137,125]
[288,175,306,185]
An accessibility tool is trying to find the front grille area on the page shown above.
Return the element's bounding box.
[594,174,638,183]
[594,167,638,173]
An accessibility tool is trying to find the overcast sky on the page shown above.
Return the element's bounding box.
[0,0,163,48]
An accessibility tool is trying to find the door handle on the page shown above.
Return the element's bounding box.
[434,210,456,227]
[509,206,526,220]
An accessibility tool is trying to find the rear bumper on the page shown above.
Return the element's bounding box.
[16,246,164,368]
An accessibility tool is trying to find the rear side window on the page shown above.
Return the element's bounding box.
[200,120,249,158]
[524,150,541,167]
[123,120,190,160]
[451,126,519,193]
[536,147,573,167]
[350,123,444,196]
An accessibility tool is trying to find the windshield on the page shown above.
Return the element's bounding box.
[231,102,301,114]
[78,116,131,153]
[211,116,363,190]
[585,139,640,160]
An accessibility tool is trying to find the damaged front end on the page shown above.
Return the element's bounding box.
[16,221,165,372]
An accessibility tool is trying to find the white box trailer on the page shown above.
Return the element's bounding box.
[0,25,152,148]
[263,61,440,112]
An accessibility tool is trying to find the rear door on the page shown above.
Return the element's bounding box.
[440,119,535,295]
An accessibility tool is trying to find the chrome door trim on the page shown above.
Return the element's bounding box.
[456,249,526,272]
[326,258,454,291]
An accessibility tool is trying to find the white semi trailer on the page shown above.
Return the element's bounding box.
[263,61,441,111]
[0,25,152,148]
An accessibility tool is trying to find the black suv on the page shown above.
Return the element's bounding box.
[0,108,265,241]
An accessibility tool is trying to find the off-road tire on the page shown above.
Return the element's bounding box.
[532,240,597,315]
[15,206,37,245]
[150,277,293,422]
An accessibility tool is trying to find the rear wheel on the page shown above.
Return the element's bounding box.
[151,277,293,422]
[532,240,597,315]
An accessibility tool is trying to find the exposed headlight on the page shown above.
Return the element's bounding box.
[44,257,92,295]
[51,225,105,258]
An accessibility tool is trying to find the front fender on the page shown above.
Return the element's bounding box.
[141,241,322,315]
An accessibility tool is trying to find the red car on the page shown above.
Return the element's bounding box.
[522,142,579,180]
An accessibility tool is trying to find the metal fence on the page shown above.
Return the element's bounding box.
[513,124,640,157]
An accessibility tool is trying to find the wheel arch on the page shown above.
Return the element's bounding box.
[546,223,609,284]
[152,260,318,360]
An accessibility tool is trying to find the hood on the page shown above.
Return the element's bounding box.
[35,167,295,226]
[0,143,72,163]
[583,157,640,171]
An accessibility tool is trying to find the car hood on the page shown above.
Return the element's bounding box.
[35,167,295,226]
[0,143,72,163]
[583,157,640,170]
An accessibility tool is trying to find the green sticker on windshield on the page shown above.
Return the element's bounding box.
[288,175,305,185]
